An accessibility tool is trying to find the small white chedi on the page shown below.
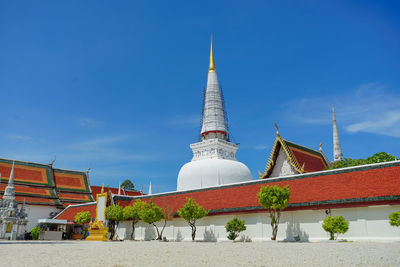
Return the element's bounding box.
[177,40,252,191]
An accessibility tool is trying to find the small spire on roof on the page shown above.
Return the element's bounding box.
[148,181,152,195]
[49,156,56,167]
[274,122,280,136]
[101,184,104,193]
[319,141,323,152]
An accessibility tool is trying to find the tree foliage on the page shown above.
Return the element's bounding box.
[139,200,164,240]
[121,179,135,190]
[328,152,397,170]
[31,226,41,240]
[257,185,290,240]
[225,217,246,241]
[74,211,92,240]
[389,211,400,227]
[74,211,91,224]
[322,216,349,240]
[178,198,208,241]
[123,200,146,240]
[106,204,123,240]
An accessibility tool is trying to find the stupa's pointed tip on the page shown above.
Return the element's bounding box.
[209,37,216,72]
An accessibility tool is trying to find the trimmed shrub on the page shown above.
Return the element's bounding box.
[322,216,349,240]
[389,210,400,227]
[225,217,246,241]
[31,226,41,240]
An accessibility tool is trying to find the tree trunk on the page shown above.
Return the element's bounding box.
[270,211,281,241]
[271,225,278,240]
[330,232,334,240]
[81,226,87,240]
[159,220,167,240]
[153,223,161,240]
[130,221,136,240]
[191,224,196,241]
[109,220,115,240]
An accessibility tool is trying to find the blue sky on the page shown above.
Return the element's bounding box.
[1,1,400,193]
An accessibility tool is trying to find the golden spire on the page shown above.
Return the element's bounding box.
[274,122,280,136]
[209,37,216,72]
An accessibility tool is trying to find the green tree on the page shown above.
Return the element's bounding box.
[31,226,41,240]
[123,199,146,240]
[328,152,397,170]
[139,200,164,240]
[74,211,92,240]
[177,198,208,241]
[389,211,400,227]
[106,204,123,240]
[257,185,290,240]
[322,216,349,240]
[225,217,246,241]
[159,206,174,240]
[121,179,135,190]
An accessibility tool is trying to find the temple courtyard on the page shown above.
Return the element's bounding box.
[0,240,399,266]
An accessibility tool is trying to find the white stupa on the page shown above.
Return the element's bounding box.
[177,40,252,191]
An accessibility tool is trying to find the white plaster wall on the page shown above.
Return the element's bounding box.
[117,205,400,242]
[25,205,59,231]
[270,147,297,178]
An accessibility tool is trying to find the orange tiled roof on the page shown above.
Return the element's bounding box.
[0,158,94,206]
[54,202,97,221]
[115,161,400,214]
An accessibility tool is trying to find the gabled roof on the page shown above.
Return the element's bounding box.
[0,158,94,206]
[259,132,329,179]
[54,202,96,221]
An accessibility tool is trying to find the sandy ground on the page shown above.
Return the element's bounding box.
[0,240,399,267]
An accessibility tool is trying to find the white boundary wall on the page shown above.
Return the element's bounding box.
[117,205,400,242]
[26,205,59,231]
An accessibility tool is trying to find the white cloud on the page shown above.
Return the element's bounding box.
[167,114,201,126]
[346,111,400,138]
[79,118,102,128]
[7,134,40,143]
[253,144,269,150]
[284,83,400,138]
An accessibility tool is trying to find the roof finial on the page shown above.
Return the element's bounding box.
[101,183,104,193]
[274,122,280,136]
[209,36,216,72]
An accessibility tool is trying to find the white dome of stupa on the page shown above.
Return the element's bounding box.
[176,39,252,191]
[177,158,251,191]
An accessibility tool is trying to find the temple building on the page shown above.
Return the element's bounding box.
[0,162,28,240]
[0,158,142,230]
[259,126,329,179]
[259,105,343,179]
[177,40,252,191]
